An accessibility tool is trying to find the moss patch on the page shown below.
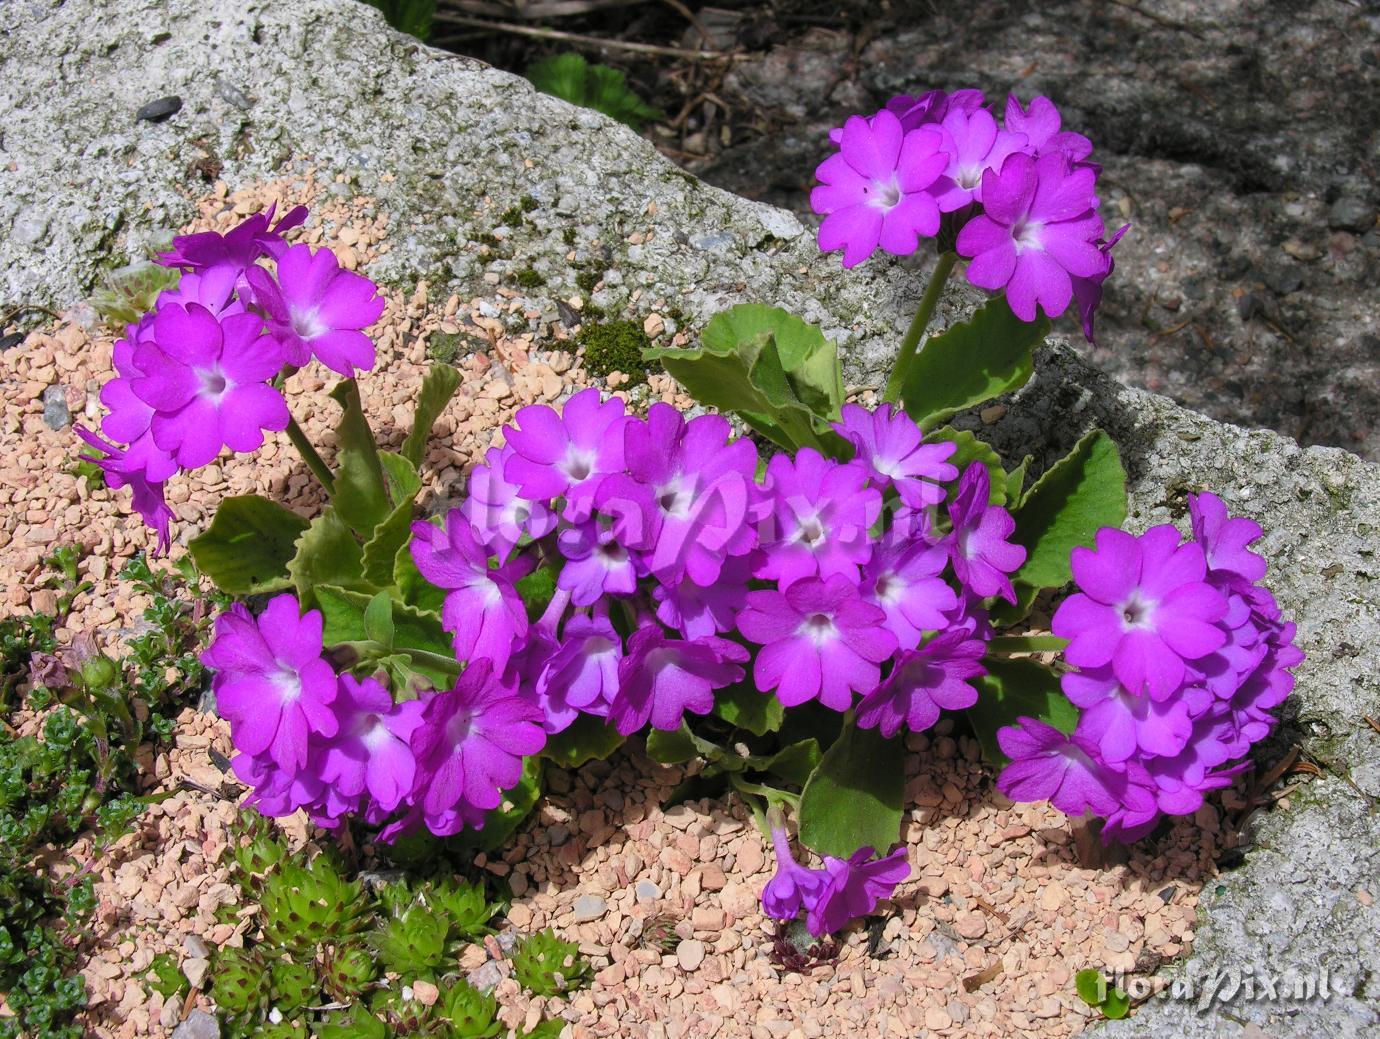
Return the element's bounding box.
[578,319,660,385]
[514,266,545,289]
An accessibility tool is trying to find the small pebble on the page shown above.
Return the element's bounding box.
[572,894,607,922]
[676,939,706,971]
[135,95,183,123]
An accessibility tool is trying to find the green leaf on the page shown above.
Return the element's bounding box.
[395,549,448,616]
[527,52,661,130]
[361,453,422,589]
[363,591,395,647]
[1005,455,1033,508]
[925,427,1007,504]
[189,495,308,595]
[289,507,365,605]
[798,718,903,859]
[1102,987,1131,1019]
[645,725,699,765]
[515,564,560,622]
[402,364,462,469]
[988,582,1040,628]
[761,738,821,788]
[900,296,1049,428]
[541,713,625,768]
[646,304,847,452]
[314,585,453,661]
[968,656,1079,764]
[1075,968,1105,1007]
[329,381,389,534]
[1011,429,1128,590]
[363,0,435,40]
[458,757,543,853]
[713,683,784,737]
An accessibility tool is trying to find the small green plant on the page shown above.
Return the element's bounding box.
[511,929,591,996]
[362,0,435,40]
[89,261,182,330]
[372,903,452,978]
[1076,967,1131,1019]
[146,951,189,1000]
[259,854,371,954]
[440,980,502,1039]
[210,946,269,1017]
[526,53,661,130]
[578,319,658,384]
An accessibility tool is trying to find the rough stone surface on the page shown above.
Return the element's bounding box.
[1,0,1377,1035]
[170,1010,219,1039]
[701,0,1380,460]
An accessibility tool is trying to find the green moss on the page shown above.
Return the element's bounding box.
[575,268,604,294]
[578,319,660,385]
[520,195,539,213]
[514,266,545,289]
[428,331,464,365]
[562,227,577,247]
[500,205,525,228]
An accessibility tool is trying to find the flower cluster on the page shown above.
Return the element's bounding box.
[204,594,546,836]
[416,394,1022,748]
[812,88,1126,338]
[762,825,910,937]
[78,205,384,552]
[997,492,1303,841]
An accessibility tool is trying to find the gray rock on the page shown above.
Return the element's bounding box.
[135,95,182,123]
[41,385,69,429]
[571,894,606,922]
[171,1010,219,1039]
[465,960,504,994]
[1,2,1377,1035]
[1328,195,1375,234]
[634,880,661,903]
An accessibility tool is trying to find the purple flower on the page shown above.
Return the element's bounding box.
[932,106,1028,212]
[231,750,328,820]
[410,660,546,833]
[1053,525,1228,699]
[996,718,1155,818]
[1063,666,1203,764]
[832,403,957,508]
[607,628,748,735]
[535,612,623,723]
[811,110,949,268]
[856,630,986,738]
[504,388,628,521]
[757,450,880,587]
[860,534,957,648]
[1188,491,1267,585]
[557,519,644,605]
[956,151,1105,322]
[459,445,558,556]
[1071,224,1129,343]
[410,511,530,674]
[737,575,897,711]
[317,674,425,813]
[653,558,750,639]
[946,464,1026,604]
[761,826,910,937]
[761,826,826,921]
[596,404,760,586]
[132,303,289,469]
[157,203,307,275]
[249,243,385,377]
[806,845,911,938]
[204,595,338,772]
[1003,95,1093,163]
[75,427,176,554]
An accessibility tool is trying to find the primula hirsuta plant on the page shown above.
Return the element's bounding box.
[80,86,1301,948]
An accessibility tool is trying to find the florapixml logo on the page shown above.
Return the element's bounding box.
[1089,964,1353,1013]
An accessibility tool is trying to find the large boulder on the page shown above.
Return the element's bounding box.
[2,1,1377,1034]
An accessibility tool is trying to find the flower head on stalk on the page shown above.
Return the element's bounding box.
[832,403,957,508]
[608,628,748,735]
[318,674,426,813]
[811,110,949,268]
[408,660,546,834]
[75,426,176,554]
[460,444,558,556]
[410,511,531,674]
[249,243,385,377]
[856,629,987,737]
[757,450,880,587]
[203,594,338,772]
[946,464,1026,603]
[504,388,628,521]
[736,575,897,711]
[157,202,307,276]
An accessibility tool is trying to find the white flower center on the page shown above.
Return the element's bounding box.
[873,572,902,605]
[358,713,391,749]
[271,665,302,705]
[869,178,903,210]
[290,305,327,340]
[1012,219,1045,253]
[657,476,693,519]
[794,513,827,548]
[1119,591,1156,631]
[197,364,231,402]
[798,612,838,646]
[561,445,596,483]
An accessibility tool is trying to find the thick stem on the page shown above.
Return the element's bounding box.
[883,250,958,405]
[285,414,336,494]
[986,634,1069,655]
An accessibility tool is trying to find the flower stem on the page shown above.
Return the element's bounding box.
[882,250,958,405]
[986,634,1069,655]
[285,414,336,494]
